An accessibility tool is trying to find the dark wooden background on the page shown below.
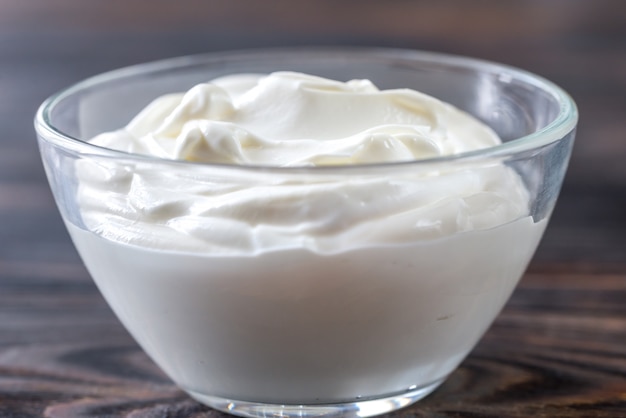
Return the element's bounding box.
[1,1,625,417]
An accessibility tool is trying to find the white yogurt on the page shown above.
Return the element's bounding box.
[78,72,531,253]
[67,72,546,404]
[68,217,545,403]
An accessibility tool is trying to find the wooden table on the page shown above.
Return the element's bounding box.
[1,1,625,416]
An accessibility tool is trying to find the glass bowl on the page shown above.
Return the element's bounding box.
[35,48,577,418]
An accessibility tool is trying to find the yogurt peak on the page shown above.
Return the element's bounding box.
[91,72,501,166]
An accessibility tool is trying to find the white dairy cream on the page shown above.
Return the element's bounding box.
[68,218,545,404]
[78,72,529,254]
[90,72,501,166]
[66,72,546,405]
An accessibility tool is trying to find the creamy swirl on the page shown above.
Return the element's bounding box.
[90,72,501,165]
[77,72,529,253]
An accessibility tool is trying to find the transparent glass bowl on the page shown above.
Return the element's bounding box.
[35,48,577,418]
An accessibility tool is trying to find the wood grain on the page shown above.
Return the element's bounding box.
[1,1,625,416]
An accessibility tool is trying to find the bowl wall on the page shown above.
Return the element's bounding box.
[36,48,577,416]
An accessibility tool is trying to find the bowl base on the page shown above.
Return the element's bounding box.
[186,379,444,418]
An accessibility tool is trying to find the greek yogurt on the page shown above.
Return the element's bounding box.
[66,72,546,404]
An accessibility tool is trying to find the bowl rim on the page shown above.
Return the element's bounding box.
[34,46,578,174]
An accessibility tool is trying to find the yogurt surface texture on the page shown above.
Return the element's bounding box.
[79,72,530,254]
[91,71,502,165]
